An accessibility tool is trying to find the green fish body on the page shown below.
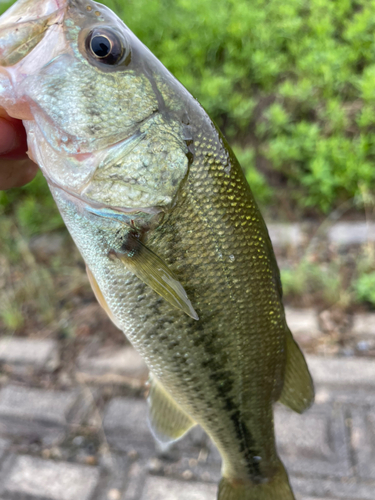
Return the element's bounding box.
[0,1,314,498]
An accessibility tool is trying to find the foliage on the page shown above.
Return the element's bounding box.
[280,259,345,307]
[0,172,64,237]
[354,272,375,306]
[353,244,375,306]
[2,0,375,215]
[102,0,375,213]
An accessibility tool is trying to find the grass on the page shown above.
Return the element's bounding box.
[352,243,375,307]
[1,0,375,335]
[0,214,89,336]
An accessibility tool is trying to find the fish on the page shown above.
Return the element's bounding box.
[0,1,314,498]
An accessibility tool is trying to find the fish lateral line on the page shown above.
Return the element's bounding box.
[109,233,199,321]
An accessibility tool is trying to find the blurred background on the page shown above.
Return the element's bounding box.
[0,0,375,499]
[1,0,375,340]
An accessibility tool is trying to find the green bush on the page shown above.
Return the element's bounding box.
[0,173,63,237]
[103,0,375,213]
[352,244,375,307]
[354,272,375,306]
[281,259,343,306]
[2,0,375,216]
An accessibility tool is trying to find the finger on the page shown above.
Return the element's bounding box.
[0,117,28,158]
[0,158,38,190]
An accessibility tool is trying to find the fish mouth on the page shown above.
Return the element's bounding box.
[0,0,67,119]
[0,0,65,66]
[0,0,91,27]
[0,0,108,70]
[0,0,64,26]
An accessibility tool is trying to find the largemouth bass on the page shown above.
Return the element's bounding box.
[0,1,314,498]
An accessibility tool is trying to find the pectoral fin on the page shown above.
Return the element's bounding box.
[86,266,122,330]
[278,328,314,413]
[148,374,196,444]
[113,236,198,320]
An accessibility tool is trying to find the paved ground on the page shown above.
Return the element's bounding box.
[0,334,374,500]
[1,219,375,498]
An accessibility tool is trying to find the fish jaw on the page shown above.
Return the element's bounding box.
[0,0,66,119]
[0,0,65,28]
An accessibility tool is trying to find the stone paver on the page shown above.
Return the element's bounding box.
[3,456,100,500]
[0,385,83,443]
[314,385,375,406]
[306,355,375,387]
[77,346,148,382]
[1,331,375,499]
[103,398,149,436]
[296,498,329,500]
[328,222,375,246]
[139,476,217,500]
[267,223,304,248]
[98,452,129,499]
[276,404,351,477]
[0,439,9,461]
[285,308,321,343]
[103,398,151,452]
[122,462,148,500]
[350,407,375,480]
[291,474,375,499]
[352,313,375,338]
[0,338,59,372]
[296,497,328,500]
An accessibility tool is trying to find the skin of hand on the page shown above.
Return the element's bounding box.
[0,108,38,190]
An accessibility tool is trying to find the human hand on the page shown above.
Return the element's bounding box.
[0,108,38,190]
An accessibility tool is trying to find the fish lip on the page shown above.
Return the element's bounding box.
[0,0,65,26]
[46,174,164,217]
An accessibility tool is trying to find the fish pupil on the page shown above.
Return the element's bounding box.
[85,29,128,67]
[91,35,111,58]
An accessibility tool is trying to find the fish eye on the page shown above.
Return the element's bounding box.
[85,28,125,65]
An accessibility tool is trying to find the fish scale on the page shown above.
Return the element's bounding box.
[51,110,296,496]
[0,1,314,498]
[144,120,285,475]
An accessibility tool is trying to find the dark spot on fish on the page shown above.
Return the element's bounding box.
[190,329,264,481]
[151,298,163,315]
[87,124,101,135]
[119,231,141,257]
[213,380,263,482]
[134,282,145,294]
[181,112,190,125]
[172,353,187,365]
[167,340,179,350]
[185,144,195,165]
[200,359,211,369]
